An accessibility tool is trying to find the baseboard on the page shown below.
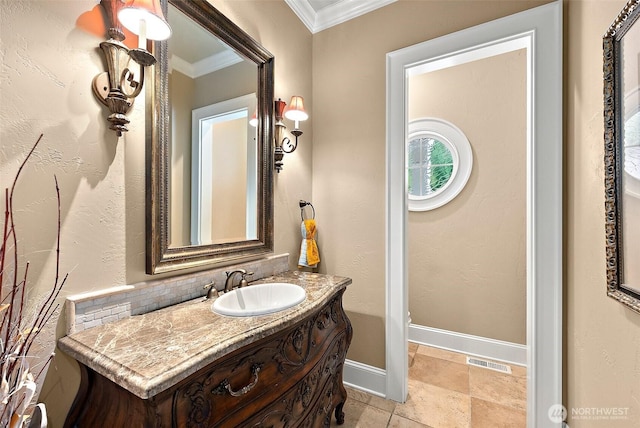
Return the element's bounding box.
[342,326,525,399]
[409,324,527,366]
[342,359,387,398]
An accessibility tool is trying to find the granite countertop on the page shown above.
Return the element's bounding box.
[58,271,351,399]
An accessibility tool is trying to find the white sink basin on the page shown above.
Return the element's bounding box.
[212,282,306,317]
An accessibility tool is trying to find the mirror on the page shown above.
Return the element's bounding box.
[146,0,274,274]
[604,0,640,312]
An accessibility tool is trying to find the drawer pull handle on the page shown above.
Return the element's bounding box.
[213,363,262,397]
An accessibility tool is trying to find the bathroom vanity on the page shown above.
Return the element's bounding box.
[58,272,352,427]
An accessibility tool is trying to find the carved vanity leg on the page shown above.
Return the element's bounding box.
[334,294,352,426]
[333,377,348,425]
[334,402,345,425]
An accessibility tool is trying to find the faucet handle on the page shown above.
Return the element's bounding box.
[204,281,218,299]
[239,272,254,288]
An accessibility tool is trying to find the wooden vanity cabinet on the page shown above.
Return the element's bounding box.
[64,289,352,427]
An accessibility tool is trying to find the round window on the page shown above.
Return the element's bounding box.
[407,118,473,211]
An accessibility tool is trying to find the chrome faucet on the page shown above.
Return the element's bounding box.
[224,269,254,292]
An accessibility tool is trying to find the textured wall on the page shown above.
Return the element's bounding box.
[0,1,311,426]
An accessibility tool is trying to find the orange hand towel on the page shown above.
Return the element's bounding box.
[298,219,320,268]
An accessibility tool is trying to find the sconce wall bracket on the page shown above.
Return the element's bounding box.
[92,38,144,135]
[93,0,162,136]
[274,146,285,171]
[285,130,302,153]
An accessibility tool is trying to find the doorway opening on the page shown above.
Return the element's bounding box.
[385,3,562,426]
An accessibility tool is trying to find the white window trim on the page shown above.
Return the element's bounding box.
[407,118,473,211]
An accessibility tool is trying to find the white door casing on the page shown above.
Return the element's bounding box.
[385,2,562,427]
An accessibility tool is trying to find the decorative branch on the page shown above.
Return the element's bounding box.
[0,134,68,428]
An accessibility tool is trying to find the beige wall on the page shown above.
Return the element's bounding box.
[313,0,640,424]
[0,1,311,426]
[407,49,527,344]
[3,0,640,426]
[565,0,640,426]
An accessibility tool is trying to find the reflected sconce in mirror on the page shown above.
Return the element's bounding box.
[273,96,308,172]
[249,109,259,127]
[93,0,171,136]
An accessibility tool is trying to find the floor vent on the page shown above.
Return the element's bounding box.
[466,357,512,374]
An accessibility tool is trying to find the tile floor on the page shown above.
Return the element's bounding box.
[332,343,527,428]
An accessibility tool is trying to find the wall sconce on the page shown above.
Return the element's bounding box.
[93,0,171,136]
[274,96,308,172]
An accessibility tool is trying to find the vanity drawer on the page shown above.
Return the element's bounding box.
[172,294,349,427]
[241,331,350,428]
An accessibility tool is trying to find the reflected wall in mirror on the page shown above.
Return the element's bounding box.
[147,0,274,274]
[188,93,258,246]
[604,0,640,312]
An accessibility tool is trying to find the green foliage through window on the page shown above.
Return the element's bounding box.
[408,137,454,197]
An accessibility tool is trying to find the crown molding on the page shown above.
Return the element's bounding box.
[285,0,397,34]
[170,50,243,79]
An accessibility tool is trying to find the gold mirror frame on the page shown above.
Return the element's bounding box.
[604,0,640,312]
[146,0,274,274]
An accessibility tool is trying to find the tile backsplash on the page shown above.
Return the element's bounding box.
[65,254,290,335]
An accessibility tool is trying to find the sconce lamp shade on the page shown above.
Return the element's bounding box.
[249,109,258,127]
[118,0,172,41]
[284,96,308,122]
